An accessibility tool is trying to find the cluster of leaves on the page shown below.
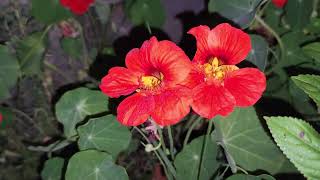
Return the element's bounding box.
[1,0,320,180]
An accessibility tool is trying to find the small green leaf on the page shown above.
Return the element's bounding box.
[77,115,131,158]
[285,0,313,30]
[265,116,320,179]
[212,107,295,174]
[61,37,83,59]
[174,136,219,180]
[125,0,165,28]
[226,174,275,180]
[302,42,320,63]
[306,18,320,34]
[208,0,262,28]
[55,88,108,138]
[41,157,65,180]
[16,32,47,76]
[292,74,320,107]
[0,45,20,100]
[95,3,110,24]
[246,35,268,71]
[31,0,72,24]
[65,150,129,180]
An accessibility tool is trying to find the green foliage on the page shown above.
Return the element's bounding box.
[55,88,108,138]
[61,37,83,59]
[285,0,313,30]
[266,116,320,179]
[65,150,129,180]
[125,0,166,28]
[212,107,295,174]
[208,0,262,28]
[16,32,47,76]
[41,157,65,180]
[77,115,131,158]
[226,174,275,180]
[174,135,219,180]
[0,45,20,100]
[292,74,320,107]
[94,3,111,24]
[246,35,268,71]
[0,107,14,128]
[302,42,320,63]
[31,0,72,24]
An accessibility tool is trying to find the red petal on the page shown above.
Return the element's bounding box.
[117,93,154,126]
[151,87,192,126]
[182,63,205,89]
[191,83,235,119]
[188,25,212,64]
[60,0,70,6]
[99,67,140,98]
[224,68,266,107]
[125,48,151,74]
[272,0,288,8]
[207,23,251,65]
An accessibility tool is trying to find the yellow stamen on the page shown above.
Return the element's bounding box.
[203,57,238,81]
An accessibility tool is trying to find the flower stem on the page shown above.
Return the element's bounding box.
[167,126,175,160]
[198,120,213,179]
[183,116,202,147]
[157,125,167,153]
[254,14,286,75]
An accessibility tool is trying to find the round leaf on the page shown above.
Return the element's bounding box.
[226,174,275,180]
[55,88,109,138]
[41,157,65,180]
[65,150,129,180]
[77,115,131,158]
[246,35,268,71]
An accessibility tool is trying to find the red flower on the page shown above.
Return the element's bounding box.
[100,37,192,126]
[0,113,2,123]
[60,0,94,15]
[272,0,288,8]
[186,23,266,119]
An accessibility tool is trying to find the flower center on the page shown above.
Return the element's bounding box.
[203,57,238,81]
[139,72,164,90]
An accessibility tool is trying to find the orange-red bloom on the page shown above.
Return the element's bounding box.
[186,23,266,119]
[100,37,192,126]
[272,0,288,8]
[60,0,94,15]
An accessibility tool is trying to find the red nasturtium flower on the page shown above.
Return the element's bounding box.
[100,37,192,126]
[272,0,288,8]
[185,23,266,119]
[60,0,95,15]
[0,113,2,124]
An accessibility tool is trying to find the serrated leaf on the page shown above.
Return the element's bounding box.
[55,88,108,138]
[31,0,71,24]
[265,116,320,179]
[41,157,65,180]
[65,150,129,180]
[212,107,295,174]
[208,0,262,28]
[292,74,320,107]
[226,174,275,180]
[285,0,313,30]
[174,136,219,180]
[302,42,320,63]
[125,0,165,28]
[0,45,20,100]
[246,35,268,71]
[16,32,47,76]
[61,37,83,59]
[77,115,131,158]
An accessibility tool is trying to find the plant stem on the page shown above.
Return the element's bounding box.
[254,15,286,75]
[183,116,202,147]
[198,120,213,179]
[167,126,175,160]
[44,61,73,82]
[157,125,167,153]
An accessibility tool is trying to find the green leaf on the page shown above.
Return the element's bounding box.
[41,157,65,180]
[292,74,320,107]
[246,35,268,71]
[263,5,286,34]
[95,3,110,24]
[208,0,262,28]
[0,45,20,100]
[306,18,320,34]
[265,116,320,179]
[65,150,129,180]
[55,88,108,138]
[125,0,165,28]
[31,0,71,24]
[16,32,47,76]
[61,37,83,59]
[285,0,313,29]
[77,115,131,158]
[174,136,219,180]
[302,42,320,63]
[226,174,275,180]
[212,107,295,174]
